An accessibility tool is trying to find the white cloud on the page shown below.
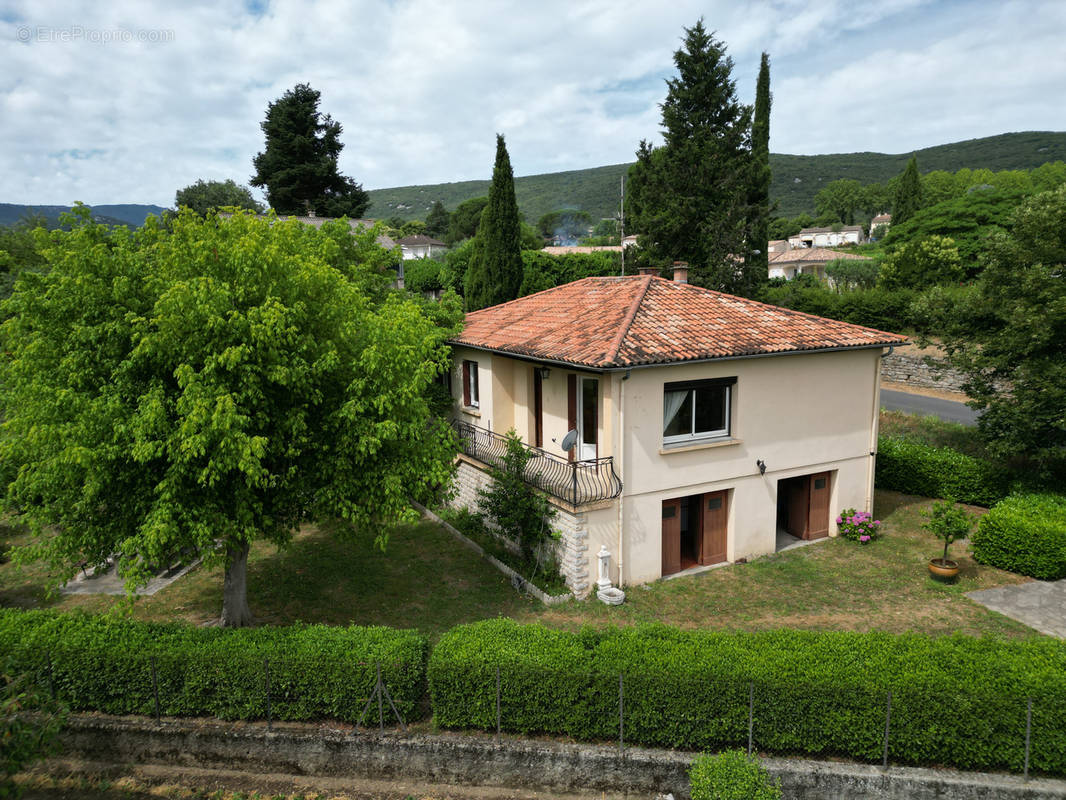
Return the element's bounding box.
[0,0,1062,207]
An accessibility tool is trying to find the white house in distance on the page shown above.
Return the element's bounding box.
[789,225,865,248]
[870,213,892,240]
[446,266,905,596]
[769,247,875,281]
[397,234,447,260]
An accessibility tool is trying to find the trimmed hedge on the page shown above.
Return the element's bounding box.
[875,435,1008,507]
[0,609,426,722]
[971,494,1066,580]
[429,619,1066,774]
[690,750,781,800]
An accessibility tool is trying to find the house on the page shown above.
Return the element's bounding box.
[446,266,905,596]
[870,214,892,240]
[788,225,864,249]
[767,239,789,255]
[541,245,623,256]
[397,234,447,260]
[768,247,874,281]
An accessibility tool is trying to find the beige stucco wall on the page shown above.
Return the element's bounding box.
[450,344,883,589]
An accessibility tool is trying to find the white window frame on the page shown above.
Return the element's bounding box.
[463,360,480,409]
[662,378,734,446]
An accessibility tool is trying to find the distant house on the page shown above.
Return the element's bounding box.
[397,234,447,260]
[870,214,892,241]
[767,239,789,255]
[541,245,623,256]
[769,247,874,281]
[788,226,864,249]
[622,234,639,248]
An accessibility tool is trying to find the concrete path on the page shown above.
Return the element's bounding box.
[881,388,980,426]
[60,558,201,596]
[967,579,1066,638]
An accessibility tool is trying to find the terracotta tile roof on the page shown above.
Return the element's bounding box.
[872,213,892,223]
[769,247,873,264]
[541,245,623,255]
[796,225,864,235]
[398,234,446,246]
[452,276,905,369]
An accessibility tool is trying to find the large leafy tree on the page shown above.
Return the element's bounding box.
[445,196,488,245]
[175,179,264,216]
[424,201,451,239]
[251,83,370,218]
[893,156,923,226]
[748,52,772,276]
[464,135,523,311]
[814,179,865,225]
[625,21,755,295]
[0,208,459,626]
[914,185,1066,481]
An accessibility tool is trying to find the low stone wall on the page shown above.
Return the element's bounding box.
[881,351,968,394]
[53,715,1066,800]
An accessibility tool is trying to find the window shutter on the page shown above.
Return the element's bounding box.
[567,374,577,462]
[462,361,470,407]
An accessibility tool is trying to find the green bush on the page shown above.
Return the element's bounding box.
[971,494,1066,579]
[690,750,781,800]
[0,609,426,722]
[875,436,1008,506]
[429,619,1066,774]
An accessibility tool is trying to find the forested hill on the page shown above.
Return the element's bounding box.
[367,131,1066,222]
[0,203,168,228]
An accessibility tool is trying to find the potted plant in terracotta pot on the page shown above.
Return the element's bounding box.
[923,498,975,581]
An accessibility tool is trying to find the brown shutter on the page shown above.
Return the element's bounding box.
[462,361,470,407]
[567,373,577,462]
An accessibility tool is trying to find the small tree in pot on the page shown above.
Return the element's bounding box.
[923,498,976,580]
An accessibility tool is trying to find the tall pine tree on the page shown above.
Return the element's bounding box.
[464,135,523,310]
[893,155,923,226]
[625,21,754,294]
[747,52,772,282]
[251,84,370,218]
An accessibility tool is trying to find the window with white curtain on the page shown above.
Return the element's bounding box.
[662,378,734,444]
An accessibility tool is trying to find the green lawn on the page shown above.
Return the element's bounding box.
[0,489,1037,641]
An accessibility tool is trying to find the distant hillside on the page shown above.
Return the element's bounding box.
[367,131,1066,222]
[0,203,168,228]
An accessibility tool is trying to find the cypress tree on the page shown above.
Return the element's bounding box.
[624,21,754,294]
[893,156,923,226]
[424,200,450,239]
[747,51,772,285]
[464,135,523,310]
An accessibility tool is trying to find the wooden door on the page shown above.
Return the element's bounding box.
[806,472,831,539]
[787,477,810,538]
[699,490,728,565]
[661,498,682,576]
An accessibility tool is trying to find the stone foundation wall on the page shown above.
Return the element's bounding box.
[882,351,969,394]
[449,459,591,598]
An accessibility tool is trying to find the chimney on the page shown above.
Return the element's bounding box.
[637,266,659,277]
[672,261,689,284]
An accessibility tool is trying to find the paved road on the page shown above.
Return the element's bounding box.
[880,388,980,426]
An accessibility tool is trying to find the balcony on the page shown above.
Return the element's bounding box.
[452,420,622,507]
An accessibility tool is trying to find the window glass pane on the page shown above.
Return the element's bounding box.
[581,378,598,444]
[693,386,726,434]
[663,390,692,438]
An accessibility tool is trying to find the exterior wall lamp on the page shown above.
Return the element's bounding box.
[756,459,767,475]
[536,366,551,380]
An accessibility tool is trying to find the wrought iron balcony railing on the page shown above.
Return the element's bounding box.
[452,420,622,507]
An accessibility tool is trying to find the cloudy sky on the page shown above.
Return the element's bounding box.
[2,0,1064,207]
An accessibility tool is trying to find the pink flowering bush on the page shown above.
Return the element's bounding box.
[836,508,882,542]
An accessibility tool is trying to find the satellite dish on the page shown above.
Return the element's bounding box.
[560,429,579,453]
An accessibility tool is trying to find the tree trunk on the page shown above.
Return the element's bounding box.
[220,542,254,627]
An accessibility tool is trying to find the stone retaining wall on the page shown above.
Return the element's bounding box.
[449,458,591,597]
[881,351,969,394]
[52,715,1066,800]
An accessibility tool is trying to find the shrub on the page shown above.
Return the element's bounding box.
[971,494,1066,580]
[429,619,1066,774]
[875,436,1008,506]
[0,610,426,723]
[836,508,882,542]
[690,750,781,800]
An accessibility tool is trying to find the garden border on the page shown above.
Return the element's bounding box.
[411,501,573,606]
